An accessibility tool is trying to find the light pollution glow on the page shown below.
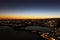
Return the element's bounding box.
[0,9,60,19]
[0,15,60,19]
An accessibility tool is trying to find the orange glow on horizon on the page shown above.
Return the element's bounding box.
[0,15,60,19]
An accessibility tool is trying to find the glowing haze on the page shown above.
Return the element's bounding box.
[0,10,60,19]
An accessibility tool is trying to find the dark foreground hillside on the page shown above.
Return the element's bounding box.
[0,26,46,40]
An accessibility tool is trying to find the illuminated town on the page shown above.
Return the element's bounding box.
[0,17,60,40]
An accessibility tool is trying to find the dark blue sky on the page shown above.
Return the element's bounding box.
[0,0,60,18]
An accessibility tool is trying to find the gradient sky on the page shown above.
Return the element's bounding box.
[0,0,60,19]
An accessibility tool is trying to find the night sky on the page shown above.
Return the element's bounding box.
[0,0,60,19]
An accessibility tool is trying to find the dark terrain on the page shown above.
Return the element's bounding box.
[0,26,46,40]
[0,18,60,40]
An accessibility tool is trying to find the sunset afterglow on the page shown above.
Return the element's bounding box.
[0,0,60,19]
[0,15,60,19]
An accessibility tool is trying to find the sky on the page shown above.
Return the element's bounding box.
[0,0,60,19]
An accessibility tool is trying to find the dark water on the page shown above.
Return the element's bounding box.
[25,26,52,32]
[0,26,46,40]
